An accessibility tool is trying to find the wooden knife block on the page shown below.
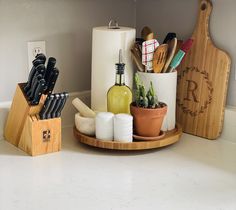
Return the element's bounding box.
[4,83,62,156]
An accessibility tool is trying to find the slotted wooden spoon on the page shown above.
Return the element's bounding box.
[152,44,168,73]
[162,38,177,73]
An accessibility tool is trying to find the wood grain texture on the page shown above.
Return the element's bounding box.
[18,116,61,156]
[4,83,61,156]
[176,0,231,139]
[4,83,44,146]
[162,38,177,73]
[73,124,182,151]
[153,44,168,73]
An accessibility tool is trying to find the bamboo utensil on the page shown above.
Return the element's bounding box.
[153,44,168,73]
[141,26,154,41]
[162,38,177,73]
[131,43,145,72]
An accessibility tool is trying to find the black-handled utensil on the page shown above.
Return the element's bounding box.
[44,68,59,95]
[26,64,45,98]
[55,92,69,118]
[35,53,47,64]
[27,74,43,100]
[24,59,44,94]
[39,95,55,120]
[45,94,60,119]
[31,79,47,105]
[51,94,64,119]
[45,57,56,82]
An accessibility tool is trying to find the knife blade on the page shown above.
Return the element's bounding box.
[31,79,47,105]
[24,59,44,94]
[44,68,59,95]
[39,94,55,120]
[45,57,56,83]
[45,94,60,119]
[35,53,46,64]
[55,92,69,118]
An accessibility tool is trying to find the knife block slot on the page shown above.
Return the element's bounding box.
[18,115,61,156]
[4,83,59,156]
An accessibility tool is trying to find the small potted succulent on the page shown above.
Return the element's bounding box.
[130,73,167,137]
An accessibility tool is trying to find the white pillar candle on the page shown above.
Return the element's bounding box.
[95,112,114,141]
[114,114,133,142]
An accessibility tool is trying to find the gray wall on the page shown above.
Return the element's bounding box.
[1,0,236,106]
[0,0,136,102]
[137,0,236,106]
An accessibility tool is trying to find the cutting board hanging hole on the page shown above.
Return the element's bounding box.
[201,2,207,11]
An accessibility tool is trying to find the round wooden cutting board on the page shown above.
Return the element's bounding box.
[176,0,231,140]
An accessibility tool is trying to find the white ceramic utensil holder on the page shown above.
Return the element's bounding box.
[137,71,177,131]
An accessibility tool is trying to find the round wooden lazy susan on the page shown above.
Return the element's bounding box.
[73,124,182,151]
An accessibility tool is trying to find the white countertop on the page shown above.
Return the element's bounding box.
[0,127,235,210]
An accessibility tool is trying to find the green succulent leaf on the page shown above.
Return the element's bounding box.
[134,73,159,108]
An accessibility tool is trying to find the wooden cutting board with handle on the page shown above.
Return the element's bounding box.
[176,0,231,139]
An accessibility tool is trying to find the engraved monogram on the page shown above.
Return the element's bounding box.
[177,67,214,117]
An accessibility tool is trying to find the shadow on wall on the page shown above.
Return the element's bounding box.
[45,32,92,94]
[0,102,11,140]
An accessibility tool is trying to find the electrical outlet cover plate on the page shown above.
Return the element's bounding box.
[27,41,46,71]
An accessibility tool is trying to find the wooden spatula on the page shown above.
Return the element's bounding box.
[162,38,177,73]
[152,44,168,73]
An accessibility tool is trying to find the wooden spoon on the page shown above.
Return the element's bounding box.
[131,44,145,72]
[141,26,154,41]
[162,38,177,73]
[153,44,168,73]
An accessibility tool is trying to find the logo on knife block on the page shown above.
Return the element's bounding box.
[42,129,51,142]
[177,67,213,117]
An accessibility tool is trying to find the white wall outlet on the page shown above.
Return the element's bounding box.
[27,41,46,71]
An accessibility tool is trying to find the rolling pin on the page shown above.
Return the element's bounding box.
[72,98,96,118]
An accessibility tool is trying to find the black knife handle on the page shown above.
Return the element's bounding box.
[51,93,64,119]
[27,74,43,100]
[39,95,54,120]
[36,64,46,78]
[26,64,46,97]
[24,59,44,93]
[55,92,69,118]
[46,94,60,119]
[45,57,56,81]
[45,68,59,95]
[31,79,46,105]
[35,53,46,64]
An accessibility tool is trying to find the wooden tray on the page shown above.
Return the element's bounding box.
[73,124,182,151]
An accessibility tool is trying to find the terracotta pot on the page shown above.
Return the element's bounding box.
[130,102,167,137]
